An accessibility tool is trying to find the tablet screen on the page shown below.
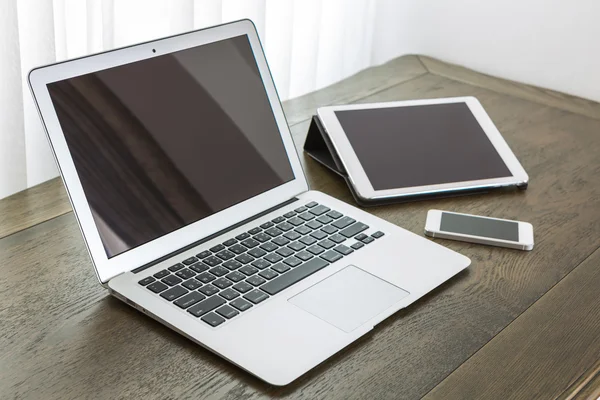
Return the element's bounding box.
[334,102,512,190]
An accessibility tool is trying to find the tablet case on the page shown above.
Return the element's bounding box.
[303,115,527,207]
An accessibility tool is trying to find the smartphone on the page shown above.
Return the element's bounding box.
[424,210,534,250]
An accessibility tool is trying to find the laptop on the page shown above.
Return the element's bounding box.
[29,20,470,385]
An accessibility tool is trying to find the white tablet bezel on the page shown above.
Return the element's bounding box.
[28,20,308,284]
[317,97,528,202]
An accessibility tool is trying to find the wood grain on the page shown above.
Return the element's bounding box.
[1,55,600,400]
[419,55,600,121]
[0,177,71,240]
[558,358,600,400]
[423,247,600,400]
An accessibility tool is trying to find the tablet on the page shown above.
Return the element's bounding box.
[316,97,528,203]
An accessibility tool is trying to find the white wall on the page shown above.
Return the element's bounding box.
[372,0,600,103]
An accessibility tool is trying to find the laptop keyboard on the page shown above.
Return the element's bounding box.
[137,201,385,327]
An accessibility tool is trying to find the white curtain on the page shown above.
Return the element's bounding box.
[0,0,409,200]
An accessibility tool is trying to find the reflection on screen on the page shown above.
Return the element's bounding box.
[335,103,512,191]
[47,35,295,258]
[441,212,519,241]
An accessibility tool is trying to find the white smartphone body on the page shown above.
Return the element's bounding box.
[424,210,534,251]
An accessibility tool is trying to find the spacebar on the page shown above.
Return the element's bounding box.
[261,258,330,295]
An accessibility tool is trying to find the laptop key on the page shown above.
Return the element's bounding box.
[307,245,325,255]
[248,227,261,235]
[251,259,271,270]
[272,216,286,223]
[317,215,333,224]
[154,269,169,279]
[372,231,385,238]
[216,305,239,319]
[223,260,243,270]
[288,241,305,251]
[182,278,202,290]
[259,269,278,280]
[351,242,365,250]
[355,233,368,241]
[219,288,240,301]
[321,250,343,263]
[203,256,222,267]
[327,210,343,219]
[362,236,375,244]
[247,276,266,287]
[329,233,346,244]
[233,281,253,293]
[306,220,323,230]
[284,256,302,267]
[260,242,278,252]
[225,271,246,283]
[295,225,312,235]
[182,257,198,265]
[223,238,237,246]
[296,250,314,261]
[261,258,329,295]
[265,253,283,263]
[298,212,315,221]
[216,250,235,260]
[175,268,196,280]
[209,244,225,253]
[240,265,259,276]
[306,201,318,208]
[340,222,369,238]
[334,244,354,255]
[230,298,252,311]
[196,250,211,259]
[168,263,185,272]
[244,289,269,304]
[241,238,260,248]
[299,236,317,246]
[271,262,291,273]
[318,239,336,249]
[309,205,330,216]
[254,233,271,243]
[162,275,183,286]
[235,232,250,240]
[213,277,233,289]
[188,296,226,317]
[138,276,155,286]
[283,211,296,218]
[229,244,247,254]
[174,291,205,309]
[201,312,226,327]
[276,222,294,232]
[321,225,338,235]
[272,236,290,246]
[196,272,216,283]
[147,281,168,293]
[160,285,188,301]
[260,221,274,229]
[287,216,304,226]
[310,230,327,240]
[189,262,209,274]
[295,206,308,213]
[276,247,294,258]
[248,248,267,258]
[235,253,255,264]
[332,216,355,229]
[284,231,301,241]
[199,284,219,296]
[264,227,283,237]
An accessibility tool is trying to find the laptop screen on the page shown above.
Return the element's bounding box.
[47,35,295,258]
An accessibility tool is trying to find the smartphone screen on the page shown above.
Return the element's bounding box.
[440,212,519,241]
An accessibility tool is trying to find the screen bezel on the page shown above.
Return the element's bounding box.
[425,210,534,246]
[28,20,308,283]
[317,97,529,202]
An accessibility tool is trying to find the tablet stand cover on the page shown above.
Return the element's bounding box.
[303,115,518,207]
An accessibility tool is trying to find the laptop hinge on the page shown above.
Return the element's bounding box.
[131,197,300,274]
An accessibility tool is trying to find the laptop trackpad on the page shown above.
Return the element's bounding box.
[289,265,410,333]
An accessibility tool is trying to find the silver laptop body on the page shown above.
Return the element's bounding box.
[29,20,470,385]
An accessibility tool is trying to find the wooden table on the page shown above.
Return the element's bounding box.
[1,55,600,400]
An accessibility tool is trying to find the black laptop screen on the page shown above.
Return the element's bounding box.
[47,35,295,258]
